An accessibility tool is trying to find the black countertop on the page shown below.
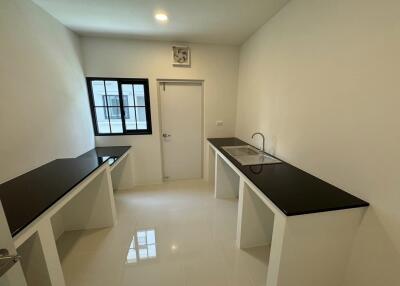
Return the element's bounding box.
[208,138,368,216]
[0,146,130,237]
[78,146,131,166]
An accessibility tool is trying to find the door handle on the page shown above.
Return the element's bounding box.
[162,133,171,138]
[0,248,21,277]
[0,249,20,263]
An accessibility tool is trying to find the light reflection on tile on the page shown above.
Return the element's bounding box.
[126,229,157,264]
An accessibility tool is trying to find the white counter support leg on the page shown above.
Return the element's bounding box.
[215,154,240,199]
[61,167,117,231]
[237,181,275,249]
[267,207,366,286]
[38,220,66,286]
[207,145,216,186]
[210,142,368,286]
[110,153,134,191]
[17,220,66,286]
[265,213,286,286]
[13,163,121,286]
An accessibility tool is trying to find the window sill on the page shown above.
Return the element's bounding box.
[95,131,152,136]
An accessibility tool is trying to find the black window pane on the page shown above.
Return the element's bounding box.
[108,107,123,133]
[124,107,131,119]
[125,107,137,130]
[91,81,105,106]
[95,107,110,134]
[134,84,145,106]
[105,81,118,95]
[136,107,147,130]
[87,78,151,135]
[122,84,135,106]
[107,107,121,119]
[106,95,120,106]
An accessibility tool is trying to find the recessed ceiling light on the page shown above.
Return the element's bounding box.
[155,13,168,22]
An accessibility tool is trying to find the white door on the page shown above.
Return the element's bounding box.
[0,202,27,285]
[160,82,203,180]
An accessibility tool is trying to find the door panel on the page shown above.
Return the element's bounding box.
[160,82,202,180]
[0,202,27,285]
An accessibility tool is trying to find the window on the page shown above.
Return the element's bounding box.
[86,78,152,135]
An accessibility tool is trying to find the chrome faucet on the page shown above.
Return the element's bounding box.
[252,132,265,153]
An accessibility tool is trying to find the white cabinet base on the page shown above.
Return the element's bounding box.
[267,207,365,286]
[237,180,275,249]
[110,152,134,191]
[14,165,117,286]
[214,152,240,199]
[209,142,368,286]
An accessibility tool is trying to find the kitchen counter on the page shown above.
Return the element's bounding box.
[78,146,131,165]
[208,137,368,216]
[0,146,130,236]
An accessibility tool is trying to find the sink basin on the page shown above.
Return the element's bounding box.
[222,145,282,166]
[222,145,259,156]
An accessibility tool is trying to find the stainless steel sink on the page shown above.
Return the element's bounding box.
[222,145,281,166]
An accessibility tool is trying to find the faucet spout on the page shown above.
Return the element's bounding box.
[251,132,265,153]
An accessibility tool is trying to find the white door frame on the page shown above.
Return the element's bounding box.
[157,79,205,181]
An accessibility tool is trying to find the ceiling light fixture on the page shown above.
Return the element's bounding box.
[155,13,168,22]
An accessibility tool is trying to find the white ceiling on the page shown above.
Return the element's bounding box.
[33,0,289,45]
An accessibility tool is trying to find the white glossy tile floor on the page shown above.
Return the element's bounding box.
[56,180,270,286]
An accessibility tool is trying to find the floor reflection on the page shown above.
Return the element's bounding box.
[126,228,157,264]
[58,181,269,286]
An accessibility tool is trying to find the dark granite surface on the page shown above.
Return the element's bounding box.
[78,146,131,166]
[208,138,368,216]
[0,146,130,236]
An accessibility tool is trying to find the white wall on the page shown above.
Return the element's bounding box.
[236,0,400,285]
[0,0,94,183]
[81,37,239,186]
